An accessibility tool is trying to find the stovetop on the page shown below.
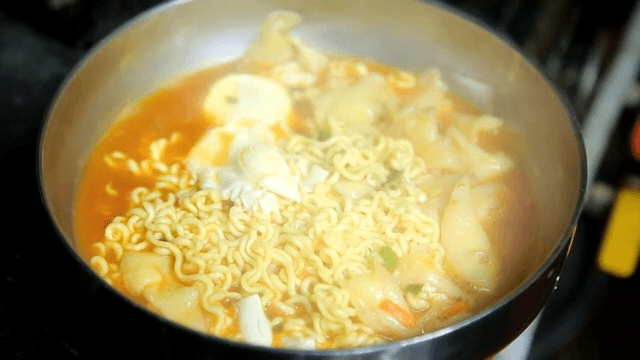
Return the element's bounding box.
[1,1,638,359]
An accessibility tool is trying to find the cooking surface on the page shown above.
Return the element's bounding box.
[1,0,638,358]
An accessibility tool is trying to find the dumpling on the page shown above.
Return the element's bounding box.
[454,113,504,144]
[347,264,414,338]
[440,177,498,290]
[394,252,467,300]
[418,174,460,214]
[387,108,464,173]
[448,127,513,182]
[387,108,439,146]
[290,37,328,73]
[243,10,301,67]
[120,252,171,296]
[407,69,449,110]
[312,73,398,131]
[418,133,465,174]
[120,252,210,332]
[471,182,509,223]
[144,284,209,332]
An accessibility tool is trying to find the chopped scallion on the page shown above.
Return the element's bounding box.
[386,170,403,190]
[405,284,423,295]
[379,246,398,272]
[318,129,331,141]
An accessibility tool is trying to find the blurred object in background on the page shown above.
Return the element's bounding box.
[597,187,640,278]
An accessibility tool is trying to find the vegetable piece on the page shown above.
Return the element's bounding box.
[438,300,468,319]
[238,294,273,346]
[317,129,331,141]
[379,246,398,272]
[378,299,416,327]
[405,284,423,295]
[387,169,403,183]
[386,170,403,190]
[454,114,503,145]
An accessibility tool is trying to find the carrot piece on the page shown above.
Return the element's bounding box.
[272,334,284,348]
[439,300,468,319]
[378,299,416,327]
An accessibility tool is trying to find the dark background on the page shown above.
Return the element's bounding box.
[1,0,639,359]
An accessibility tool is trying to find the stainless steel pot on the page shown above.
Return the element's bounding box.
[39,0,586,358]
